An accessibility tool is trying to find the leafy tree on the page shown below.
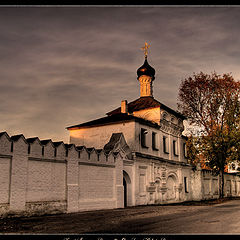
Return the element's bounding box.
[178,72,240,197]
[185,135,199,166]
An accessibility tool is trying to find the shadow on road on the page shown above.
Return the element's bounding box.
[1,197,240,234]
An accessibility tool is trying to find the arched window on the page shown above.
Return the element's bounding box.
[166,175,177,200]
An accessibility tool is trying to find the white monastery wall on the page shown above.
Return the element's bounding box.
[0,157,10,204]
[1,131,240,218]
[190,167,240,201]
[78,164,116,211]
[190,165,203,201]
[29,140,42,158]
[180,166,192,202]
[26,160,66,202]
[10,137,28,212]
[224,173,240,197]
[132,153,192,206]
[43,142,55,158]
[0,132,124,217]
[69,121,136,149]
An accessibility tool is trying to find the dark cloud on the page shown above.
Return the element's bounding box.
[1,6,240,142]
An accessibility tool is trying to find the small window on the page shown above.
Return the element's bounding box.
[152,132,158,151]
[139,174,146,193]
[184,177,189,193]
[163,136,169,154]
[183,143,187,158]
[173,140,178,156]
[141,128,148,148]
[54,148,57,157]
[11,142,13,152]
[28,145,31,154]
[42,146,44,156]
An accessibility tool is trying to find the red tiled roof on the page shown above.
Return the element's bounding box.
[107,96,185,119]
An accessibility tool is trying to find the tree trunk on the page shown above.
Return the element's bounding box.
[219,169,224,198]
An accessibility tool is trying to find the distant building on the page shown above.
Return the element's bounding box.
[228,161,240,173]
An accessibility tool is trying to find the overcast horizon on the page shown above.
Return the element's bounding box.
[1,6,240,143]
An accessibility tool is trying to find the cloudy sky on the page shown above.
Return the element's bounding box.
[1,6,240,143]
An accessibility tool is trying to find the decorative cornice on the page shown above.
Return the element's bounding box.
[134,152,191,167]
[0,154,12,159]
[78,161,115,168]
[28,157,67,164]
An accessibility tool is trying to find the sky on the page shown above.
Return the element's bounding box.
[1,6,240,143]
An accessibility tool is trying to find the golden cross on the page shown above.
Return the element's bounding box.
[141,42,150,58]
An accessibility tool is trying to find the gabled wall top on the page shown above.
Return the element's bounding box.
[0,131,131,161]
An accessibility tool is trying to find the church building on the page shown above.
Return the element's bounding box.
[1,43,240,217]
[67,43,193,206]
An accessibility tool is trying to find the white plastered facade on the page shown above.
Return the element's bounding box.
[69,104,192,206]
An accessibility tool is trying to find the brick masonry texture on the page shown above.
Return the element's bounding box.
[0,131,240,217]
[0,132,123,216]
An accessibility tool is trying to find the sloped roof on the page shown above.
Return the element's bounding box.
[10,134,24,141]
[103,132,132,159]
[107,96,185,119]
[0,132,7,138]
[76,146,84,151]
[26,137,39,144]
[67,113,160,130]
[53,141,64,147]
[87,147,94,152]
[96,149,103,154]
[64,143,74,149]
[40,139,52,145]
[103,133,123,152]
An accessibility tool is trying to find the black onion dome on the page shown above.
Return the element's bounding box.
[137,57,155,80]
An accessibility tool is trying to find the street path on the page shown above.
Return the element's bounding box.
[1,199,240,234]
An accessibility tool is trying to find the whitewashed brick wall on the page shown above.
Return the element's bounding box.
[0,157,11,204]
[26,160,66,202]
[0,132,123,216]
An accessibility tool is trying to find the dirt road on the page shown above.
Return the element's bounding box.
[1,198,240,234]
